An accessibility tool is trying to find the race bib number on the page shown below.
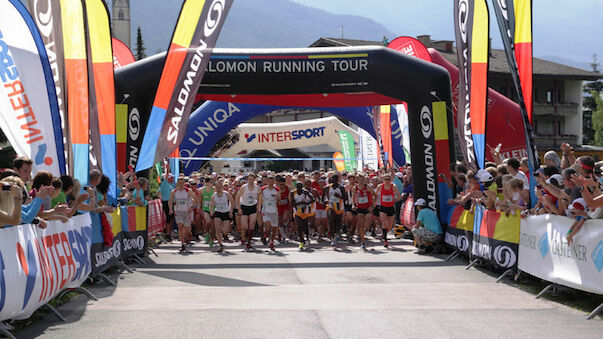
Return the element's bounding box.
[358,196,369,204]
[330,196,340,203]
[267,201,275,207]
[246,196,255,205]
[203,200,210,207]
[177,200,186,206]
[280,199,288,205]
[382,195,393,203]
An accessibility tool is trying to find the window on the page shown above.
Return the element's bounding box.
[546,89,554,104]
[118,10,124,20]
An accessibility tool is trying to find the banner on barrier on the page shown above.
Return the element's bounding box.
[519,214,603,295]
[90,206,148,274]
[445,205,474,257]
[400,198,415,227]
[148,199,166,238]
[471,206,520,270]
[0,214,92,321]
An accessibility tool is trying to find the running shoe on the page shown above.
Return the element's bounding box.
[371,230,377,238]
[218,245,224,253]
[204,234,210,243]
[179,244,185,252]
[262,237,268,245]
[330,239,336,246]
[246,243,253,251]
[384,240,389,248]
[360,242,366,250]
[299,242,304,250]
[269,242,275,251]
[209,240,214,248]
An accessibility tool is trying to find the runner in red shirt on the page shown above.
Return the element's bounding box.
[277,176,291,241]
[353,173,375,250]
[376,173,400,248]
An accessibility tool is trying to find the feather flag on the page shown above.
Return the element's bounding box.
[136,0,233,171]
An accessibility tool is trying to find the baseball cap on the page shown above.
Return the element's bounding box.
[395,172,403,179]
[546,174,564,187]
[414,198,427,207]
[569,198,586,211]
[477,169,493,183]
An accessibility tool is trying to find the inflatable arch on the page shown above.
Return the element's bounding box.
[115,46,455,221]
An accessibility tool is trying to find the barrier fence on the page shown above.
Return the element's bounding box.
[0,214,92,322]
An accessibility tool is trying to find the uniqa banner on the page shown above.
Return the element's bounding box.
[136,0,233,172]
[0,0,66,176]
[471,206,520,270]
[518,214,603,295]
[90,206,148,275]
[0,214,92,321]
[338,130,356,171]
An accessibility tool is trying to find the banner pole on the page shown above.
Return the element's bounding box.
[587,303,603,320]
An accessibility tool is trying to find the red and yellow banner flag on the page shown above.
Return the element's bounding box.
[454,0,490,170]
[83,0,117,200]
[136,0,233,171]
[61,0,89,185]
[514,0,533,123]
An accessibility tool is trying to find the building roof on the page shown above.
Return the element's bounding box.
[310,37,603,81]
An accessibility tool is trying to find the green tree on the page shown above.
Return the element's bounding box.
[582,53,602,144]
[593,90,603,146]
[135,26,146,60]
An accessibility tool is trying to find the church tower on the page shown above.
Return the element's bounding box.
[112,0,131,49]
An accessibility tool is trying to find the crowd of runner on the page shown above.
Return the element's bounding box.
[156,161,434,253]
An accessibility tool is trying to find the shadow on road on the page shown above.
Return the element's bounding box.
[141,260,464,270]
[140,270,270,287]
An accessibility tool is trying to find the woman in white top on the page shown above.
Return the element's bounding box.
[235,173,260,250]
[209,179,234,253]
[169,175,195,252]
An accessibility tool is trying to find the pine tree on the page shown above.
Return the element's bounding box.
[135,26,146,60]
[582,53,602,144]
[593,91,603,146]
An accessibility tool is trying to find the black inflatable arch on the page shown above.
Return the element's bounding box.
[115,46,455,220]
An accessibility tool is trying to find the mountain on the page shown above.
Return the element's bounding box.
[106,0,395,55]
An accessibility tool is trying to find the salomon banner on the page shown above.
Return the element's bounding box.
[0,214,92,321]
[471,206,520,270]
[492,0,539,204]
[519,215,603,295]
[358,128,379,171]
[27,0,71,175]
[0,0,66,176]
[454,0,489,170]
[429,49,528,163]
[83,0,117,201]
[62,0,90,185]
[90,206,148,274]
[112,37,135,70]
[136,0,233,171]
[445,205,474,257]
[338,130,356,171]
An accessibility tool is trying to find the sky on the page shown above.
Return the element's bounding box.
[292,0,603,68]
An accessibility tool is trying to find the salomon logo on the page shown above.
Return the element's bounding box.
[245,134,256,143]
[539,233,549,258]
[493,245,516,268]
[593,240,603,272]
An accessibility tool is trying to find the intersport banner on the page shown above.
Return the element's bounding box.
[0,214,92,321]
[136,0,233,172]
[454,0,489,170]
[62,0,90,185]
[0,0,65,176]
[338,130,356,171]
[83,0,117,201]
[519,215,603,295]
[27,0,71,175]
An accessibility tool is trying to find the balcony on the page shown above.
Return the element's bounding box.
[533,102,579,116]
[533,134,578,149]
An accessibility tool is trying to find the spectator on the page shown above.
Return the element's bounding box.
[543,150,561,169]
[52,175,73,208]
[0,176,24,226]
[130,177,149,207]
[12,156,33,183]
[411,198,443,254]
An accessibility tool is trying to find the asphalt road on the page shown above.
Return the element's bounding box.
[16,237,603,338]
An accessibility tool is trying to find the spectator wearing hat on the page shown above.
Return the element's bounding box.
[411,198,443,254]
[565,198,588,245]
